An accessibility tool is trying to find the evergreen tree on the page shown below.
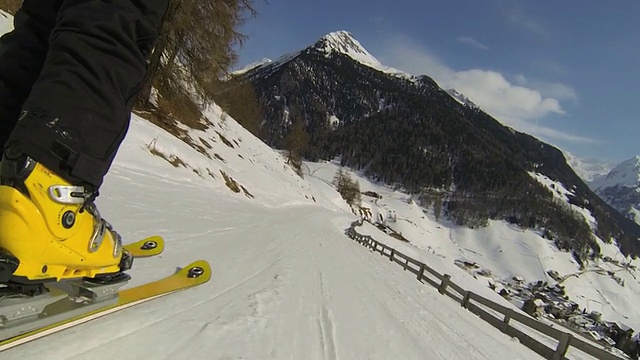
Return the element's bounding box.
[333,169,361,209]
[285,118,310,176]
[216,79,263,136]
[136,0,257,109]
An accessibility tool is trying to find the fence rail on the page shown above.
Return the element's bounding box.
[345,221,623,360]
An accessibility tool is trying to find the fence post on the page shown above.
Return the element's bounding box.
[417,264,425,282]
[438,274,451,295]
[503,310,512,325]
[500,309,512,332]
[389,249,395,262]
[552,332,572,360]
[461,291,471,308]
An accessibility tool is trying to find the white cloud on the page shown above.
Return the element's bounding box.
[457,36,489,50]
[515,74,578,101]
[376,34,592,144]
[450,69,565,119]
[521,126,595,144]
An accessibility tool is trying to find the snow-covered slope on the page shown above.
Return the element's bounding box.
[1,11,635,358]
[309,163,640,338]
[243,28,640,266]
[3,109,544,359]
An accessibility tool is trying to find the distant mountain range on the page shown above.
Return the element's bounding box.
[563,151,616,182]
[232,30,640,259]
[589,156,640,226]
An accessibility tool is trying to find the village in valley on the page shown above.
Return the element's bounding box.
[357,188,640,358]
[454,257,639,357]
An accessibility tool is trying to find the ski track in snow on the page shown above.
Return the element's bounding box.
[0,10,637,359]
[0,112,617,359]
[3,165,543,359]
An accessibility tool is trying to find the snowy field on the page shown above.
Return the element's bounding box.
[1,10,638,359]
[310,162,640,331]
[4,113,543,359]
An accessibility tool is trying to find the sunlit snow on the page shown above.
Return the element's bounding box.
[1,11,638,359]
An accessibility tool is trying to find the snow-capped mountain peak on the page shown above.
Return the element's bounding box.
[589,155,640,226]
[313,30,382,67]
[309,30,412,78]
[592,155,640,190]
[234,31,410,82]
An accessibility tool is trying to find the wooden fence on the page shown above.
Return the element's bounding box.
[345,221,623,360]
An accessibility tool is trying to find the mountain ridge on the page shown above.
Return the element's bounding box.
[446,89,480,110]
[234,30,640,259]
[590,155,640,226]
[591,155,640,189]
[314,31,380,65]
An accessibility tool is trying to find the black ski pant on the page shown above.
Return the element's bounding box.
[0,0,169,189]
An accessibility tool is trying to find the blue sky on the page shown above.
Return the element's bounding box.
[236,0,640,162]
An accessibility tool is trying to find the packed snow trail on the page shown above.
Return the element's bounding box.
[3,162,540,359]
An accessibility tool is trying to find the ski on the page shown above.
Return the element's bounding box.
[0,259,211,351]
[123,235,165,258]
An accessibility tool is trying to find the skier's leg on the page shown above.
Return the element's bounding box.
[4,0,169,189]
[0,1,61,150]
[0,0,169,283]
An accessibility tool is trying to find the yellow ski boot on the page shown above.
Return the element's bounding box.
[0,150,132,289]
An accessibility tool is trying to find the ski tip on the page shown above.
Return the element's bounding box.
[179,260,212,284]
[124,235,165,257]
[141,235,165,253]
